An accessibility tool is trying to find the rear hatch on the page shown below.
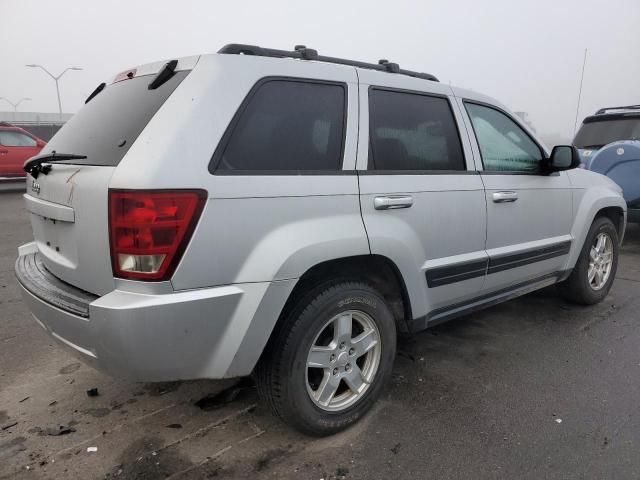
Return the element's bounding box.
[23,57,197,295]
[574,113,640,168]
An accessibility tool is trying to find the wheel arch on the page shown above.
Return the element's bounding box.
[566,189,626,270]
[595,206,625,241]
[278,254,413,335]
[224,254,414,378]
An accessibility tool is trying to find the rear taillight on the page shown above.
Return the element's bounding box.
[108,189,206,281]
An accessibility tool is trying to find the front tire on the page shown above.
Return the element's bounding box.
[255,280,396,436]
[558,216,619,305]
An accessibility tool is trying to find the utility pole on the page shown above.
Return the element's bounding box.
[25,64,82,122]
[573,48,588,137]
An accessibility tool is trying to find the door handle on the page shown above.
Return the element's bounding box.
[492,191,518,203]
[0,150,7,155]
[374,195,413,210]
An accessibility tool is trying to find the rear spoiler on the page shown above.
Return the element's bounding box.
[109,55,200,84]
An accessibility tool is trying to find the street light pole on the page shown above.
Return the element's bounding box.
[0,97,32,121]
[25,64,82,122]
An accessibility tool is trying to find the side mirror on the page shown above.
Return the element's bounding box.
[547,145,580,172]
[36,139,46,148]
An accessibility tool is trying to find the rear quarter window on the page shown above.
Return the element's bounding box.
[211,79,347,173]
[43,70,189,167]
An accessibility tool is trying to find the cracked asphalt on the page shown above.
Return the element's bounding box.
[1,189,640,479]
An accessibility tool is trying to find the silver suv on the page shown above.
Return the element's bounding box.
[15,44,626,436]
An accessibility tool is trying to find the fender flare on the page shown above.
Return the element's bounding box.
[565,189,626,270]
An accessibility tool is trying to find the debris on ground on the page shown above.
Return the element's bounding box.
[254,448,288,472]
[48,401,57,407]
[83,408,111,418]
[336,467,350,478]
[86,388,99,397]
[165,423,182,429]
[45,425,76,436]
[391,442,401,454]
[59,363,81,375]
[555,418,563,424]
[195,378,255,411]
[1,421,18,430]
[143,381,182,396]
[87,447,98,453]
[18,397,29,403]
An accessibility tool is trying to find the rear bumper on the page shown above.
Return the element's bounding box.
[15,247,288,382]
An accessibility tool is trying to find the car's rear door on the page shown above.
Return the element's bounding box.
[356,71,487,328]
[458,98,573,294]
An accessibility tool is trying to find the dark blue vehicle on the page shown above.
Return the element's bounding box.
[574,105,640,223]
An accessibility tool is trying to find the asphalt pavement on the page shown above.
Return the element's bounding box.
[1,190,640,479]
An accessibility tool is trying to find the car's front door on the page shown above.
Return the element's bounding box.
[357,72,487,328]
[0,130,39,177]
[460,100,573,294]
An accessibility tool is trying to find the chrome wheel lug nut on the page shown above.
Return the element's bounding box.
[345,363,351,372]
[333,368,338,375]
[330,354,336,362]
[339,342,346,350]
[349,347,355,356]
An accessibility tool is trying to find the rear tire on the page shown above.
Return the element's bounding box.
[255,280,396,436]
[558,216,619,305]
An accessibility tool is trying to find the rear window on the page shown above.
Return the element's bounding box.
[43,70,189,167]
[573,116,640,149]
[212,79,346,173]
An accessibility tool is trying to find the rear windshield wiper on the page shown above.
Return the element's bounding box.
[24,151,88,178]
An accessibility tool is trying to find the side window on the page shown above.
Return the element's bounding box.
[216,79,346,172]
[465,103,542,172]
[368,89,465,171]
[0,131,37,147]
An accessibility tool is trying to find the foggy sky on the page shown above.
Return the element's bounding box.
[1,0,639,140]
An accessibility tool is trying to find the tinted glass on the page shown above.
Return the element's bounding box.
[465,103,542,172]
[0,131,37,147]
[368,89,465,171]
[43,70,189,166]
[573,117,640,148]
[217,80,345,172]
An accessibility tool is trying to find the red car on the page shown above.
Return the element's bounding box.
[0,122,46,179]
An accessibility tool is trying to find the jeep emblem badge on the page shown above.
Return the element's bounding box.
[31,180,40,194]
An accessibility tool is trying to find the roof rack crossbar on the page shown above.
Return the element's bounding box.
[218,43,439,82]
[596,105,640,114]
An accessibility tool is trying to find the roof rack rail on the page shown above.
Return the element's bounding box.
[218,43,439,82]
[596,105,640,115]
